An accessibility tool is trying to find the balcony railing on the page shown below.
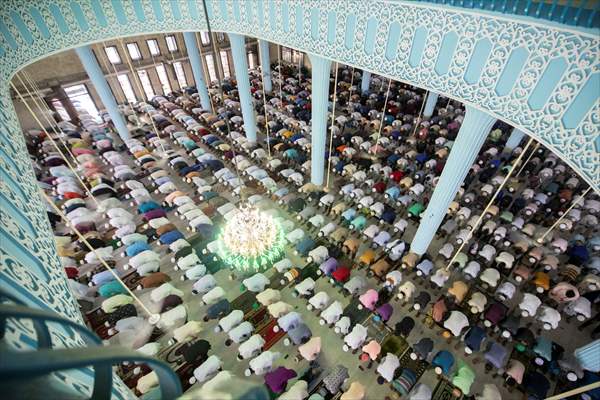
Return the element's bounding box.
[0,289,182,399]
[418,0,599,28]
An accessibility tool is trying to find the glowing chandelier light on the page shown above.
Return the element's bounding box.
[218,205,285,273]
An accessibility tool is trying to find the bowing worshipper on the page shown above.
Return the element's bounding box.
[395,317,415,338]
[189,355,223,385]
[406,383,432,400]
[269,301,294,319]
[286,323,312,346]
[413,291,431,312]
[279,381,309,400]
[475,384,502,400]
[320,301,343,327]
[463,325,487,355]
[431,350,455,376]
[216,309,244,334]
[343,275,366,297]
[377,353,400,383]
[343,324,368,353]
[191,275,217,295]
[451,359,475,396]
[276,311,303,333]
[237,334,266,360]
[523,370,550,399]
[242,273,269,293]
[264,367,297,394]
[226,321,253,346]
[108,316,154,349]
[483,302,507,328]
[307,291,330,312]
[246,351,281,376]
[483,342,508,375]
[443,310,469,339]
[340,381,366,400]
[176,339,211,365]
[360,340,381,369]
[256,288,281,307]
[322,365,349,395]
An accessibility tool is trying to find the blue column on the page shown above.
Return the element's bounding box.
[258,40,272,93]
[228,33,257,142]
[308,54,332,186]
[504,128,525,151]
[423,92,439,118]
[183,32,212,112]
[410,106,496,255]
[75,46,130,141]
[361,70,371,93]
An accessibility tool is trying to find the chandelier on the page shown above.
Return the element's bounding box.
[218,205,285,273]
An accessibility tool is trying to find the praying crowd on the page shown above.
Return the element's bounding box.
[28,58,599,400]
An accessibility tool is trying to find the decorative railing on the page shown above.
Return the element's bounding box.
[418,0,599,28]
[0,290,182,399]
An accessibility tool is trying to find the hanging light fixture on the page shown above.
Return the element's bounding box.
[218,205,285,273]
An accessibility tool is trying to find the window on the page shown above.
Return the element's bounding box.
[248,52,256,69]
[173,62,188,88]
[104,46,121,64]
[64,84,100,122]
[155,64,172,94]
[282,47,292,63]
[165,35,178,52]
[200,32,210,46]
[50,99,70,121]
[293,50,303,65]
[204,54,217,82]
[281,47,303,65]
[146,39,160,56]
[216,32,225,42]
[220,50,231,78]
[126,43,142,61]
[117,74,137,104]
[137,69,155,99]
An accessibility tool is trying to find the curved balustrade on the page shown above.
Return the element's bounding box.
[0,294,182,400]
[420,0,600,28]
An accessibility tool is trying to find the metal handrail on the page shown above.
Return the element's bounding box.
[0,346,182,400]
[0,291,182,400]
